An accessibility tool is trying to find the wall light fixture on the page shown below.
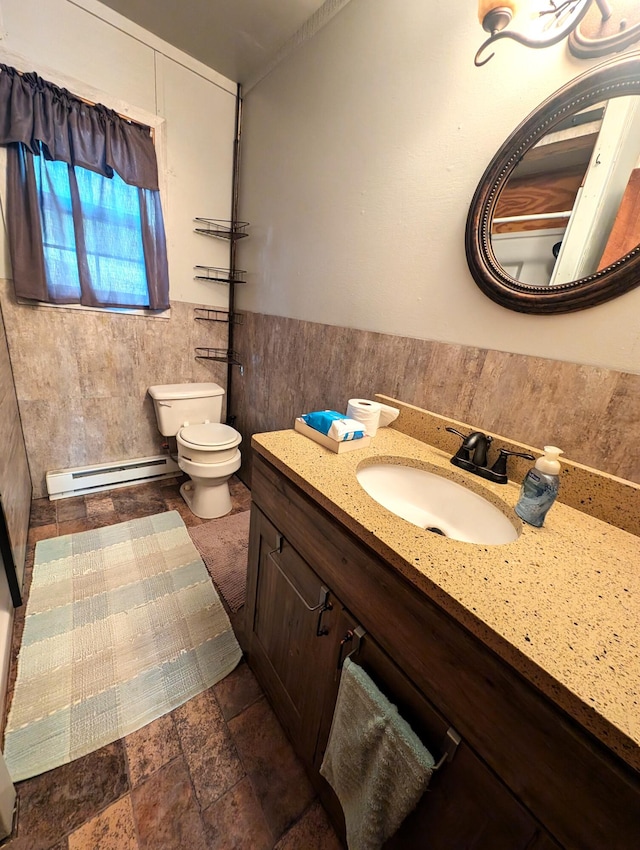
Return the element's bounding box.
[475,0,640,66]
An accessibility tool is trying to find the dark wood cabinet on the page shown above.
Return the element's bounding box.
[245,451,640,850]
[245,506,345,766]
[246,504,553,849]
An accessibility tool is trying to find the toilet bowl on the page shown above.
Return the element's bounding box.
[147,382,243,520]
[178,450,242,519]
[176,422,242,519]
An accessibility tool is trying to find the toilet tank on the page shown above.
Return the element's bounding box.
[148,383,225,436]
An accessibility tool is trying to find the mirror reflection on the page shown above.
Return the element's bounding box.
[491,96,640,287]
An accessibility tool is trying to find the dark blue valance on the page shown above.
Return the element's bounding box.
[0,63,159,190]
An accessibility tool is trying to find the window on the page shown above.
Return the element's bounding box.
[0,63,170,312]
[33,146,154,308]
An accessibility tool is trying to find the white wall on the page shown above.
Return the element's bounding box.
[237,0,640,373]
[0,0,238,309]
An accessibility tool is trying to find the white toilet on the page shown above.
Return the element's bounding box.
[148,382,242,519]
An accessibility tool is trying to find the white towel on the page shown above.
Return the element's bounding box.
[320,658,434,850]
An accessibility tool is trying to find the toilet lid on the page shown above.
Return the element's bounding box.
[178,423,241,449]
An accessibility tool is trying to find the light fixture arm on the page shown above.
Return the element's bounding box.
[475,0,594,66]
[593,0,613,18]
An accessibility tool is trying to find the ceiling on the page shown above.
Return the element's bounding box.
[99,0,329,85]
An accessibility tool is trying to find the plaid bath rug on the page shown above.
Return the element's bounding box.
[3,510,242,781]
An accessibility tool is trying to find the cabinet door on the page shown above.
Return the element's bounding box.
[316,615,559,850]
[245,506,343,766]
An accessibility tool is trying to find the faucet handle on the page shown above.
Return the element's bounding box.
[445,427,468,441]
[446,427,474,467]
[490,448,535,483]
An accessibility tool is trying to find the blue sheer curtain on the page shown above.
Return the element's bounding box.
[33,151,80,302]
[34,150,151,307]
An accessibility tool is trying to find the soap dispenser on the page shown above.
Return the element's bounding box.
[515,447,563,528]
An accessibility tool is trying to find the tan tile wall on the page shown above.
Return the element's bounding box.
[0,300,31,586]
[232,311,640,487]
[0,281,229,498]
[4,295,638,501]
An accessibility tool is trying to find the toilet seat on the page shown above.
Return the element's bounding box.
[177,422,242,466]
[178,422,241,450]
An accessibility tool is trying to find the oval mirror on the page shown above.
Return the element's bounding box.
[466,54,640,313]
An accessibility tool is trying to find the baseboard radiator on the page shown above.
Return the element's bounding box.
[46,454,181,500]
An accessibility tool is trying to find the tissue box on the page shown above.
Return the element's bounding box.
[294,418,371,453]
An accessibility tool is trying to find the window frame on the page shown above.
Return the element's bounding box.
[0,50,169,318]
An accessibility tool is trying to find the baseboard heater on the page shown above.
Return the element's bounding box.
[46,454,181,500]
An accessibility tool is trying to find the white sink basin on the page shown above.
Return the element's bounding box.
[356,463,519,545]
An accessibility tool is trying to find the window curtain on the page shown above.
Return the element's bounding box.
[0,63,169,310]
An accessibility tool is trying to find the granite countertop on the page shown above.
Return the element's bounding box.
[251,426,640,772]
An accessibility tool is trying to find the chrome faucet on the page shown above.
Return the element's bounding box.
[446,427,533,484]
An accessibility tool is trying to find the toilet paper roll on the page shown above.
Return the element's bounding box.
[346,399,381,436]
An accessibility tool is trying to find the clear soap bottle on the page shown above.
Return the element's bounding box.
[514,446,563,528]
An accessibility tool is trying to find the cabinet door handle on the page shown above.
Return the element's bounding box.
[338,625,367,668]
[267,544,333,634]
[432,727,462,771]
[316,604,332,638]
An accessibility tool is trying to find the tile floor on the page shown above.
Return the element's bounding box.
[1,475,344,850]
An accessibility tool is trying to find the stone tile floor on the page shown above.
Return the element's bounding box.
[1,475,344,850]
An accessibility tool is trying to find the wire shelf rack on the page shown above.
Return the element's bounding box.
[193,265,246,284]
[194,218,249,240]
[193,308,244,325]
[195,347,242,366]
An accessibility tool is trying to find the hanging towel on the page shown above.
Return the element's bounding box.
[320,658,435,850]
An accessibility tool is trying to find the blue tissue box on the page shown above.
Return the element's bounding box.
[294,418,371,453]
[301,410,366,442]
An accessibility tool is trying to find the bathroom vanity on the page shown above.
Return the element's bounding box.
[244,409,640,849]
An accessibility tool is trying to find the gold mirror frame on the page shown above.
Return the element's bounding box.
[465,54,640,314]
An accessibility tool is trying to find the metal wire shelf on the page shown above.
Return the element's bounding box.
[194,218,249,240]
[194,309,229,324]
[194,309,244,325]
[195,347,242,367]
[193,265,246,284]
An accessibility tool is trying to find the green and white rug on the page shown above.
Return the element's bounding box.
[4,510,242,781]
